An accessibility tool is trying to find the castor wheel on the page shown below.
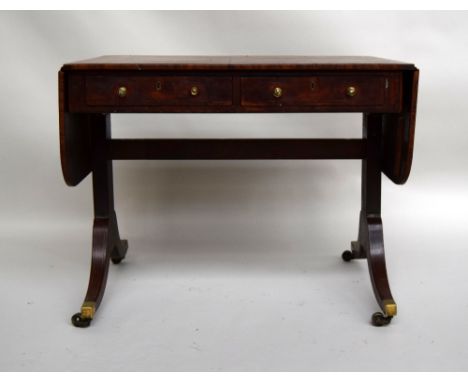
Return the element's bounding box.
[71,313,92,328]
[111,257,123,264]
[341,250,354,262]
[371,312,393,327]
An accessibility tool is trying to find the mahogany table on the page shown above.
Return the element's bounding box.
[59,56,419,327]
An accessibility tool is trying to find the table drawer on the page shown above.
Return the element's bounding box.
[85,76,233,106]
[241,75,401,108]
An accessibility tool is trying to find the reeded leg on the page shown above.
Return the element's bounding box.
[355,212,396,326]
[342,114,397,326]
[71,214,128,327]
[71,115,128,328]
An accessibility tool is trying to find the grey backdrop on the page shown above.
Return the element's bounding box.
[1,11,467,371]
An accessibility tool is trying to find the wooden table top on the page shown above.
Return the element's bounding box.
[61,55,416,71]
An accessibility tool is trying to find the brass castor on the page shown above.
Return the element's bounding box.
[341,250,354,262]
[371,312,393,327]
[71,313,92,328]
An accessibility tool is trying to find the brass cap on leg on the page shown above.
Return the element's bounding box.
[383,299,397,317]
[81,301,96,320]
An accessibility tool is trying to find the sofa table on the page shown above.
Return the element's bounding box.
[59,55,419,327]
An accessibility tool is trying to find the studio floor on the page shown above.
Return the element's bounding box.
[1,171,467,371]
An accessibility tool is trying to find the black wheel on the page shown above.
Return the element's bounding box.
[341,250,354,262]
[371,312,393,327]
[111,257,123,265]
[71,313,92,328]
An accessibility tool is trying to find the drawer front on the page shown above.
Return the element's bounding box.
[86,76,233,106]
[241,75,400,108]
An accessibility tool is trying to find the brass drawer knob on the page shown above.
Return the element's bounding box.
[273,87,282,98]
[190,86,199,96]
[346,86,357,97]
[118,86,127,98]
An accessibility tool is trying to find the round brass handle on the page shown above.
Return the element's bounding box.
[190,86,199,96]
[273,87,282,98]
[346,86,357,97]
[118,86,127,98]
